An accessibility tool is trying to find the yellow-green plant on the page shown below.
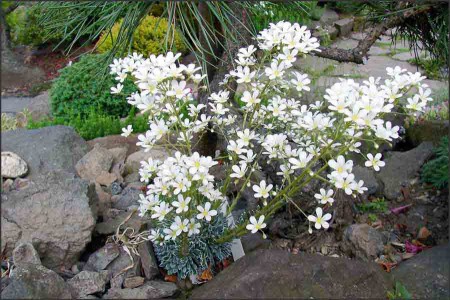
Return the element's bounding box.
[96,15,187,57]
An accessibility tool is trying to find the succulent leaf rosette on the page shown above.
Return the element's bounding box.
[110,21,433,278]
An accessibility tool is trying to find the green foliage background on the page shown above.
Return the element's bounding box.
[50,53,137,119]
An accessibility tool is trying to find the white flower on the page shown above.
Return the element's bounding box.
[121,125,133,137]
[246,215,267,233]
[170,216,189,236]
[230,163,247,179]
[291,72,310,92]
[334,174,357,195]
[289,151,313,170]
[148,229,162,243]
[227,140,247,155]
[166,80,190,99]
[307,207,332,230]
[314,189,334,205]
[241,90,261,107]
[253,180,273,199]
[196,202,217,222]
[163,228,178,240]
[365,153,385,171]
[172,194,191,214]
[187,219,201,236]
[111,83,123,94]
[328,156,353,178]
[265,61,285,80]
[151,202,173,221]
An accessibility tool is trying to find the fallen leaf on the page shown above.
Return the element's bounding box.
[400,186,411,201]
[395,223,408,232]
[160,269,177,283]
[401,252,416,260]
[390,204,412,215]
[405,240,428,253]
[199,268,213,281]
[371,220,383,229]
[379,261,397,272]
[417,227,431,240]
[390,242,405,249]
[164,274,177,283]
[222,259,230,269]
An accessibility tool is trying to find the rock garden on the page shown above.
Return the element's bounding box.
[1,2,449,299]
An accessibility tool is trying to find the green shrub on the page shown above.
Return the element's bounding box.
[407,57,448,80]
[27,107,149,140]
[421,136,449,189]
[96,15,187,56]
[7,5,62,46]
[50,53,137,118]
[357,198,388,213]
[247,2,320,33]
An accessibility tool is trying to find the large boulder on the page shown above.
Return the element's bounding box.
[1,170,97,270]
[391,243,449,299]
[1,126,89,179]
[191,249,392,299]
[378,142,434,200]
[2,243,72,299]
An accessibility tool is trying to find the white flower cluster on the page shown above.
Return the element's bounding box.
[110,21,432,245]
[138,151,223,244]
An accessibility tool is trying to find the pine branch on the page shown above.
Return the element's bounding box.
[314,4,433,64]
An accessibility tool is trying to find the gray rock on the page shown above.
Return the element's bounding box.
[68,270,109,298]
[138,241,160,279]
[76,144,114,182]
[319,8,339,25]
[378,142,434,200]
[95,171,118,186]
[107,147,128,166]
[125,148,170,175]
[124,172,141,184]
[87,134,139,157]
[112,186,142,210]
[12,242,41,267]
[1,171,97,270]
[83,243,121,272]
[353,165,383,198]
[13,177,30,190]
[110,182,123,195]
[103,281,178,299]
[334,18,354,37]
[106,246,142,278]
[110,273,126,289]
[342,224,386,260]
[1,126,89,179]
[332,38,359,50]
[26,92,51,121]
[392,51,417,61]
[123,276,145,288]
[2,178,14,192]
[1,151,28,178]
[392,243,449,299]
[241,233,271,253]
[191,249,391,299]
[368,46,393,56]
[95,183,112,218]
[1,263,72,299]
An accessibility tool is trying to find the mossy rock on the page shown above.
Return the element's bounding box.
[406,120,449,147]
